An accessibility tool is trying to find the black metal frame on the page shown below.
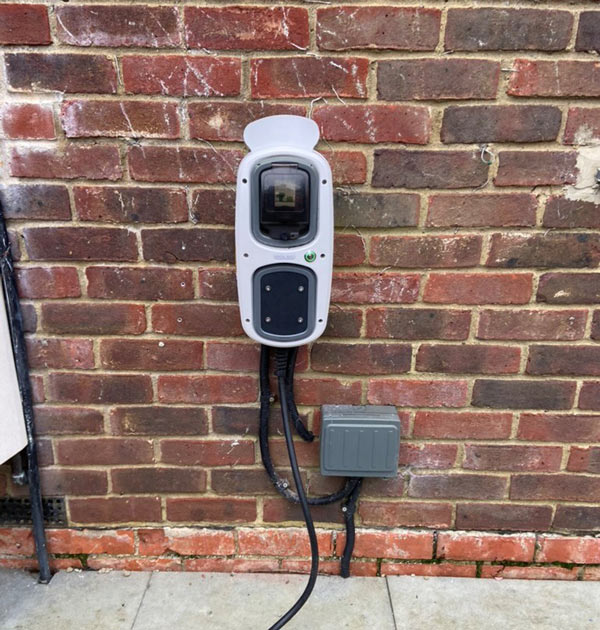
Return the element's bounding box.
[0,202,51,583]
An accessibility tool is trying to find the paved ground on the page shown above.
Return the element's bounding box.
[1,569,599,629]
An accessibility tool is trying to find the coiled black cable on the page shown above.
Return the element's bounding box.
[340,477,363,578]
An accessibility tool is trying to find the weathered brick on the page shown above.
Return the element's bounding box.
[511,474,600,502]
[100,339,203,371]
[16,267,80,299]
[482,565,578,580]
[61,100,179,139]
[212,469,277,495]
[161,439,254,467]
[367,307,471,340]
[122,55,241,97]
[41,469,107,496]
[0,4,51,45]
[293,378,362,405]
[46,529,135,556]
[264,498,343,524]
[1,103,54,139]
[543,197,600,229]
[416,344,520,375]
[251,57,368,99]
[442,105,561,143]
[360,501,452,529]
[538,273,600,304]
[335,192,419,229]
[317,6,440,51]
[478,309,586,341]
[413,411,512,440]
[266,440,318,468]
[496,151,577,187]
[110,407,208,436]
[55,5,180,48]
[528,345,600,376]
[537,536,600,564]
[6,53,117,93]
[138,528,234,556]
[311,342,411,375]
[371,235,481,268]
[518,413,600,443]
[399,444,458,470]
[576,12,600,52]
[191,190,235,225]
[564,108,600,145]
[437,532,535,562]
[129,146,242,184]
[48,373,152,404]
[21,304,37,333]
[345,530,434,560]
[334,233,366,266]
[56,438,153,466]
[424,273,533,305]
[579,382,600,411]
[409,474,507,500]
[592,312,600,340]
[34,407,104,436]
[373,150,488,189]
[43,303,146,335]
[158,375,257,404]
[332,273,419,304]
[189,102,304,142]
[368,379,468,407]
[205,342,260,372]
[11,145,121,180]
[567,447,600,474]
[198,268,237,301]
[68,497,161,524]
[427,194,537,228]
[508,60,600,98]
[167,498,256,524]
[185,6,308,50]
[382,563,476,578]
[27,338,94,370]
[212,407,256,436]
[1,184,71,221]
[152,303,242,337]
[445,9,572,51]
[464,445,562,472]
[239,528,332,557]
[141,228,233,263]
[324,308,362,339]
[473,379,576,410]
[378,59,499,101]
[112,468,206,494]
[24,227,137,261]
[314,105,430,144]
[456,503,553,531]
[554,506,600,532]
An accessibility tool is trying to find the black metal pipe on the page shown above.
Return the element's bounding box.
[0,203,51,584]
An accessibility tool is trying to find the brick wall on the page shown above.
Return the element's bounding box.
[1,2,600,579]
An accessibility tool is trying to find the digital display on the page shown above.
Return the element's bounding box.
[274,180,297,209]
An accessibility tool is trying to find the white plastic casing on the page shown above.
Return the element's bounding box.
[235,115,334,347]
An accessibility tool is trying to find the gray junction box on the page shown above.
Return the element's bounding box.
[320,405,401,478]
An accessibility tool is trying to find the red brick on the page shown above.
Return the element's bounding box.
[508,60,600,98]
[511,474,600,502]
[88,557,181,572]
[403,444,458,469]
[413,411,512,440]
[539,536,600,564]
[198,268,237,301]
[416,344,520,375]
[46,529,135,555]
[138,528,235,556]
[42,303,146,335]
[427,194,536,228]
[437,532,535,562]
[238,528,332,557]
[528,345,600,376]
[112,468,206,494]
[567,447,600,473]
[424,273,533,305]
[332,273,419,305]
[100,339,203,371]
[6,53,117,93]
[481,565,579,580]
[48,373,152,404]
[27,338,93,370]
[544,197,600,229]
[344,530,433,560]
[158,375,257,404]
[360,501,452,528]
[251,57,368,99]
[40,469,107,496]
[464,445,563,472]
[11,145,121,181]
[185,6,308,50]
[1,557,84,572]
[61,100,179,139]
[152,304,242,337]
[585,567,600,581]
[55,438,153,466]
[335,192,419,229]
[122,55,241,97]
[0,528,34,555]
[16,267,80,299]
[283,559,377,577]
[367,307,470,340]
[518,413,600,443]
[382,563,477,578]
[456,503,553,531]
[538,273,600,304]
[212,469,278,496]
[317,6,440,51]
[311,342,410,375]
[472,379,576,410]
[167,498,256,524]
[110,407,208,437]
[445,9,572,51]
[368,379,468,408]
[23,227,137,261]
[206,342,259,372]
[442,105,561,143]
[129,146,242,184]
[268,440,319,468]
[264,498,342,524]
[332,233,363,266]
[0,4,50,45]
[87,266,193,300]
[374,149,488,189]
[34,406,104,436]
[576,12,600,52]
[378,59,499,101]
[320,150,367,184]
[564,108,600,145]
[1,184,71,221]
[191,189,235,225]
[160,439,254,467]
[68,497,161,524]
[189,102,304,142]
[314,105,430,144]
[371,235,481,268]
[1,104,54,139]
[478,309,586,341]
[55,5,180,48]
[324,308,363,339]
[409,473,506,500]
[496,151,577,186]
[293,378,362,405]
[579,382,600,410]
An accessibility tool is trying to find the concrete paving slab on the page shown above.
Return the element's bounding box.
[133,572,395,630]
[0,569,150,630]
[387,575,600,630]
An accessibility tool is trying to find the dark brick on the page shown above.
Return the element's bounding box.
[478,309,586,341]
[511,474,600,502]
[141,228,233,263]
[538,273,600,304]
[190,189,235,225]
[167,498,256,524]
[1,185,70,221]
[543,198,600,229]
[518,413,600,443]
[16,267,80,299]
[34,407,104,436]
[212,469,275,495]
[409,474,507,500]
[48,373,152,404]
[323,308,362,338]
[264,498,342,524]
[198,269,237,301]
[311,342,411,375]
[576,12,600,52]
[472,379,576,410]
[567,447,600,473]
[367,308,471,340]
[212,407,259,436]
[26,338,94,370]
[528,346,600,376]
[87,267,194,301]
[152,304,242,337]
[592,312,600,340]
[464,445,562,472]
[42,303,146,335]
[579,382,600,411]
[0,4,51,45]
[554,506,600,532]
[41,469,107,497]
[495,151,577,187]
[110,407,208,436]
[68,497,161,524]
[334,192,418,229]
[112,468,206,494]
[100,339,203,371]
[457,503,552,531]
[416,344,521,375]
[55,438,153,466]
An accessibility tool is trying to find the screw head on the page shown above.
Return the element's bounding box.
[265,285,271,292]
[297,317,304,323]
[304,250,317,263]
[298,285,304,292]
[265,316,271,323]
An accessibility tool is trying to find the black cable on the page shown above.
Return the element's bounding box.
[269,350,318,630]
[285,346,315,442]
[340,477,363,578]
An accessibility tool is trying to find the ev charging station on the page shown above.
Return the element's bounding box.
[236,116,400,629]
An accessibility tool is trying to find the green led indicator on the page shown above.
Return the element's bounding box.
[304,250,317,263]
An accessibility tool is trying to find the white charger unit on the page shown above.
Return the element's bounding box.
[235,115,334,347]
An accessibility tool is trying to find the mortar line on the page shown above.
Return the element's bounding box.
[385,576,399,630]
[130,571,153,630]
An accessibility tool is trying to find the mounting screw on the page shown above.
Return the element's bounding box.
[297,317,304,323]
[265,285,271,292]
[298,285,304,292]
[265,316,271,323]
[342,506,348,512]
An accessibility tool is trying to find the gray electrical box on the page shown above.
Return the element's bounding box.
[320,405,401,478]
